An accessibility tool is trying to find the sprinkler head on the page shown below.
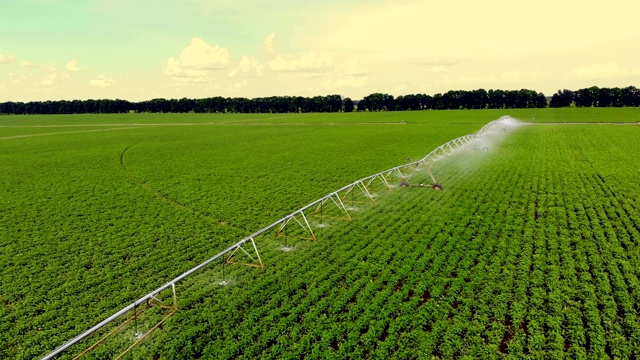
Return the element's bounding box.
[432,183,443,190]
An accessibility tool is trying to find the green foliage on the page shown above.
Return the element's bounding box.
[1,109,640,359]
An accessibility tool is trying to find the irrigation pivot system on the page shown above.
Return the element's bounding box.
[42,116,519,359]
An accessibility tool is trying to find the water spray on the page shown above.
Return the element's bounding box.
[217,256,230,286]
[398,116,522,191]
[133,304,142,339]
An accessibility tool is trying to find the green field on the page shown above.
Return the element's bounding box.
[1,108,640,359]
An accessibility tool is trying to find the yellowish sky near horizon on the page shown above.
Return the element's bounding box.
[1,0,638,101]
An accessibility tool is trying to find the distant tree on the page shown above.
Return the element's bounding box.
[294,96,306,112]
[487,89,505,109]
[194,98,209,113]
[549,89,574,108]
[141,98,171,112]
[574,86,599,107]
[356,98,369,112]
[0,101,20,114]
[171,98,195,112]
[114,99,132,113]
[621,86,640,107]
[597,88,615,107]
[534,92,548,108]
[70,99,83,113]
[98,99,110,113]
[466,89,488,109]
[610,87,623,107]
[395,95,413,111]
[343,97,354,112]
[514,89,539,108]
[360,93,394,111]
[501,90,517,108]
[234,97,252,113]
[308,96,324,112]
[276,96,294,113]
[417,94,433,110]
[395,95,407,111]
[432,93,445,110]
[225,97,239,112]
[10,86,640,115]
[324,95,343,112]
[442,90,463,109]
[398,94,431,110]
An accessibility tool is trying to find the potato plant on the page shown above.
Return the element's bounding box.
[1,110,640,359]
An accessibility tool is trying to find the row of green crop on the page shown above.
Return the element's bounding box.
[4,113,640,358]
[1,115,477,358]
[104,124,640,359]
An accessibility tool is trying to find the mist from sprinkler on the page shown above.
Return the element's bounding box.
[442,116,521,160]
[279,245,295,252]
[399,116,522,190]
[471,116,523,152]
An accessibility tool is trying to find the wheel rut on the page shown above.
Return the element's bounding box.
[119,142,247,232]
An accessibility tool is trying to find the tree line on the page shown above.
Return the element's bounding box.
[1,86,639,115]
[0,95,351,115]
[550,86,640,107]
[358,89,548,111]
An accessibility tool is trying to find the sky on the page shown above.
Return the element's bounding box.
[1,0,639,102]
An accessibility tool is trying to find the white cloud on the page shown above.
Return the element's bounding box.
[441,74,498,87]
[89,75,114,87]
[227,80,248,92]
[567,62,640,80]
[0,73,21,89]
[407,56,463,74]
[171,76,210,84]
[0,54,16,64]
[20,61,34,67]
[263,33,276,55]
[228,56,265,78]
[163,57,208,79]
[409,56,462,66]
[424,66,448,73]
[8,72,21,85]
[66,59,83,72]
[321,58,370,91]
[323,76,368,90]
[163,37,233,83]
[268,50,333,74]
[41,63,56,73]
[528,70,552,81]
[501,71,522,81]
[42,73,57,86]
[345,59,369,77]
[300,72,329,79]
[172,37,231,70]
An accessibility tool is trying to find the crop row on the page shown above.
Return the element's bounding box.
[1,117,476,359]
[4,115,640,358]
[109,124,640,359]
